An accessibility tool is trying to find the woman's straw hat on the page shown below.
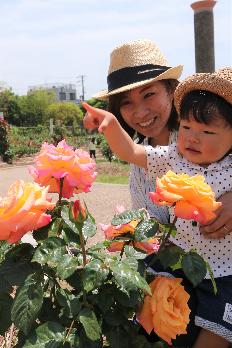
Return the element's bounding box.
[174,67,232,114]
[94,39,183,100]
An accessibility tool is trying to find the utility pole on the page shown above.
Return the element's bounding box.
[77,75,86,101]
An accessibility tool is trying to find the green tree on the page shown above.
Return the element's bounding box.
[0,90,21,126]
[19,89,56,126]
[47,102,83,127]
[79,98,108,114]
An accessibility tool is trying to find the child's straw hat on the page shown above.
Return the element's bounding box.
[174,67,232,113]
[94,39,183,100]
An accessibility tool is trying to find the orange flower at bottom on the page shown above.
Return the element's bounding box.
[138,276,190,345]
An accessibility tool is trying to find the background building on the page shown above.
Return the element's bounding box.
[28,83,78,103]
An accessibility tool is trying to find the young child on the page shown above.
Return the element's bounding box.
[83,67,232,348]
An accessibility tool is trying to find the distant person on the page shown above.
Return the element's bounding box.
[88,137,96,159]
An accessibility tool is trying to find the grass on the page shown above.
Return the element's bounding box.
[95,174,128,184]
[95,159,129,184]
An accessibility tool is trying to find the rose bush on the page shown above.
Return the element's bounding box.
[0,142,219,347]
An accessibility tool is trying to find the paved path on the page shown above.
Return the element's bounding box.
[0,163,131,243]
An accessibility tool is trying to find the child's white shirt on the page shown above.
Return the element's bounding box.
[129,132,176,224]
[145,142,232,279]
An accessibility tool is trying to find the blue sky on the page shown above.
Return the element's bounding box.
[0,0,231,99]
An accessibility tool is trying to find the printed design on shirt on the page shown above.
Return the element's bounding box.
[223,303,232,325]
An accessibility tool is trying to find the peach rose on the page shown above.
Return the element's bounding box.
[138,276,190,345]
[100,220,159,255]
[0,180,55,244]
[149,170,221,224]
[29,140,97,198]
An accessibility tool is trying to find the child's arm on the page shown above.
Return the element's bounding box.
[82,102,147,169]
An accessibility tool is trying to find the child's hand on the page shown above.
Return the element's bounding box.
[82,102,116,133]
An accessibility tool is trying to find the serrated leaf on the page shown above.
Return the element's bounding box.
[23,321,66,347]
[109,261,150,294]
[78,308,101,341]
[134,220,159,242]
[124,245,146,260]
[82,218,97,239]
[61,205,79,234]
[56,288,81,318]
[111,210,146,226]
[182,252,207,287]
[11,272,44,335]
[158,245,184,269]
[0,293,13,334]
[32,237,65,266]
[56,254,79,279]
[82,259,109,292]
[48,217,63,237]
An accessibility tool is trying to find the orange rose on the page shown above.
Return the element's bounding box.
[0,180,55,244]
[149,170,221,224]
[100,220,159,255]
[138,276,190,345]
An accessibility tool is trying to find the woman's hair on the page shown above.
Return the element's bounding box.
[108,79,179,143]
[180,90,232,127]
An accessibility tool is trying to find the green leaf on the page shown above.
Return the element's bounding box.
[48,218,63,238]
[56,288,81,318]
[158,245,184,269]
[56,254,79,279]
[82,218,97,239]
[109,261,150,294]
[23,321,66,347]
[182,252,207,287]
[61,205,79,234]
[0,257,36,292]
[124,245,147,259]
[0,241,11,262]
[0,293,13,335]
[111,209,146,226]
[134,220,159,241]
[78,308,101,341]
[160,223,177,238]
[32,237,65,266]
[82,259,109,292]
[11,272,44,335]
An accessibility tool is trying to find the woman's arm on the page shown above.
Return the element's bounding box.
[200,191,232,239]
[82,102,147,169]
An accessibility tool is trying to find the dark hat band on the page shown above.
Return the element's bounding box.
[107,64,171,92]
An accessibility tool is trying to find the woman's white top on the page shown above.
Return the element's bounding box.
[146,142,232,279]
[129,132,176,223]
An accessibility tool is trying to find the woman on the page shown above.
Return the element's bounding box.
[94,38,232,239]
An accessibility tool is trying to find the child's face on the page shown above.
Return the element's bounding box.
[177,113,232,166]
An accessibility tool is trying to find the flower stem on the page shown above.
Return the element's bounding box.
[79,228,87,266]
[58,178,64,216]
[158,216,177,253]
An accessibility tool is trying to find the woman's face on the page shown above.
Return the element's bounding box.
[119,81,174,142]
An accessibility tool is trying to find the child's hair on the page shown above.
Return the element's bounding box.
[180,90,232,127]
